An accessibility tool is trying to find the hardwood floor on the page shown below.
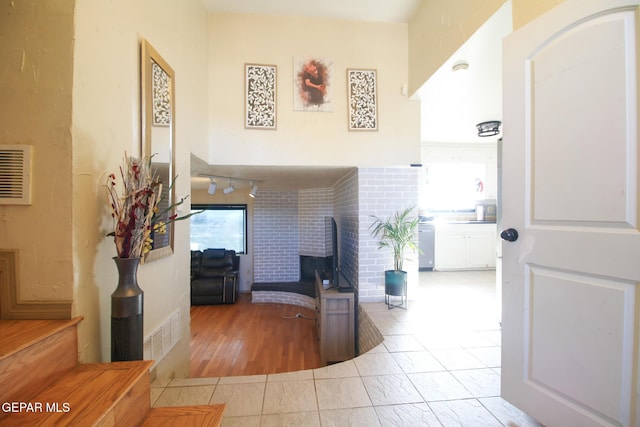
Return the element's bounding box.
[190,294,321,377]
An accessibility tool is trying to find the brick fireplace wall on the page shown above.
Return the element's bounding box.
[253,190,300,282]
[299,188,333,257]
[253,188,334,283]
[358,167,420,303]
[252,168,419,303]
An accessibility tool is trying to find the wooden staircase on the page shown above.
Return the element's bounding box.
[0,317,224,426]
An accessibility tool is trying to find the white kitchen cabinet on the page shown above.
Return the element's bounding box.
[435,223,496,270]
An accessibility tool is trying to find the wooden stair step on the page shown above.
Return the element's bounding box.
[0,317,83,403]
[142,404,226,426]
[0,317,82,360]
[0,360,153,427]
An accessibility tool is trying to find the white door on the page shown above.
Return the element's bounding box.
[501,1,640,426]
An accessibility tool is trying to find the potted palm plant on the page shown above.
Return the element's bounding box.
[369,207,420,308]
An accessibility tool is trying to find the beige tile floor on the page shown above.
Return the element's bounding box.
[151,270,543,426]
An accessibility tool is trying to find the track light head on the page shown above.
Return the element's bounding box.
[207,180,217,195]
[249,183,258,198]
[199,174,263,197]
[223,180,235,194]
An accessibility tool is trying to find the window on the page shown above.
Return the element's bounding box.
[190,204,247,254]
[424,162,486,211]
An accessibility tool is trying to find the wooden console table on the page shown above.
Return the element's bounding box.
[314,271,355,365]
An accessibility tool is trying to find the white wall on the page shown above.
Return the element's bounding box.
[207,13,420,168]
[0,0,74,306]
[72,0,209,379]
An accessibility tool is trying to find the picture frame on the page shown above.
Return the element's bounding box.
[140,39,176,262]
[293,56,334,112]
[347,69,378,131]
[245,64,277,129]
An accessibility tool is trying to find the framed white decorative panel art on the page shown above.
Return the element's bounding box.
[245,64,277,130]
[347,69,378,131]
[151,61,171,126]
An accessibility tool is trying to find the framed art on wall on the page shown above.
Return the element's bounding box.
[293,56,333,112]
[245,64,277,129]
[141,39,176,262]
[347,68,378,131]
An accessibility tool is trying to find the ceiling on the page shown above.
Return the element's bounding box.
[191,155,355,191]
[418,2,512,143]
[192,1,511,191]
[202,0,422,23]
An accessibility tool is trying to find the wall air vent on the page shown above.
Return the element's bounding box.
[0,145,32,205]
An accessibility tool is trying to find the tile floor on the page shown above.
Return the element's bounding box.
[150,270,543,426]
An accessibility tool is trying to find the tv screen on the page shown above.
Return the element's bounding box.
[325,216,339,288]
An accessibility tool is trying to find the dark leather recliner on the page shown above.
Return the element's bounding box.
[191,249,239,305]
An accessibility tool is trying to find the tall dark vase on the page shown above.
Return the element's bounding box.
[111,257,144,361]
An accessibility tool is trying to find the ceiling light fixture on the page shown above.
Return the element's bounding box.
[223,180,235,195]
[207,180,217,195]
[452,60,469,72]
[199,173,264,197]
[249,182,258,198]
[476,120,502,137]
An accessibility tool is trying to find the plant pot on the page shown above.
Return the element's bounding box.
[384,270,407,309]
[385,270,407,296]
[111,257,144,361]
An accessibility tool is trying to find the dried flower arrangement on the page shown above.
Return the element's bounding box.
[106,153,196,259]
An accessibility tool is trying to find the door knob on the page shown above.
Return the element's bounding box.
[500,228,519,242]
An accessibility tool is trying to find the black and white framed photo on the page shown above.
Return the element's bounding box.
[347,69,378,131]
[245,64,277,129]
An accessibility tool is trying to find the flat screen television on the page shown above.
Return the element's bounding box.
[325,216,339,288]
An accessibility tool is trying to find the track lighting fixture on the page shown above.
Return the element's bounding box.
[207,180,217,195]
[223,180,235,195]
[199,174,263,197]
[249,182,258,198]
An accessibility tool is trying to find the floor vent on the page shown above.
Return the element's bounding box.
[0,145,32,205]
[143,309,181,368]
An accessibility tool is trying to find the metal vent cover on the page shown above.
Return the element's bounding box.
[0,145,32,205]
